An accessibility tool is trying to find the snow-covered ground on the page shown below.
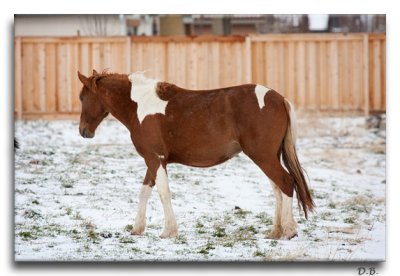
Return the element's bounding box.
[14,115,385,261]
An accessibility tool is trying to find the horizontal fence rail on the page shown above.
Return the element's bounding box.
[14,33,386,119]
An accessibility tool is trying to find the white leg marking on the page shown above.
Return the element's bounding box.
[132,185,152,235]
[281,193,298,239]
[267,181,283,239]
[128,73,168,124]
[255,84,271,109]
[156,165,178,238]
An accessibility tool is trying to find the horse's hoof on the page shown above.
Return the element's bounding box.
[131,227,145,236]
[266,227,283,240]
[159,229,178,239]
[282,230,298,240]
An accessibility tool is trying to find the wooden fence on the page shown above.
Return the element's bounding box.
[14,33,386,119]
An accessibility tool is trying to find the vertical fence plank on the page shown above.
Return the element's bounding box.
[329,40,339,110]
[125,37,131,73]
[363,34,370,115]
[15,37,22,119]
[318,41,327,110]
[245,36,252,83]
[373,39,381,111]
[381,39,386,111]
[22,43,34,113]
[37,43,46,112]
[45,43,57,112]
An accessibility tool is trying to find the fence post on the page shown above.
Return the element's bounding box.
[245,35,252,83]
[15,37,23,120]
[363,34,370,116]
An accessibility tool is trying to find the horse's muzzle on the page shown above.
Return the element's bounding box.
[80,127,95,138]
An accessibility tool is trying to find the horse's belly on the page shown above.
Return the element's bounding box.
[168,139,242,167]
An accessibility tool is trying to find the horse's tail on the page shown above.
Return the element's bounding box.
[282,99,315,219]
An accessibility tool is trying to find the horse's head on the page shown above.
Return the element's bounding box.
[77,70,109,138]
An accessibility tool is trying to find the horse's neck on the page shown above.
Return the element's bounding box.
[100,85,138,131]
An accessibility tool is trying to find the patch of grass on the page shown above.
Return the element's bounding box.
[131,247,141,253]
[62,182,74,189]
[253,249,267,257]
[344,217,356,224]
[233,225,258,241]
[65,207,72,216]
[320,211,337,221]
[124,224,133,232]
[234,208,252,219]
[223,214,234,224]
[256,212,273,225]
[269,240,278,247]
[73,211,82,220]
[23,209,42,219]
[87,229,99,242]
[198,241,215,255]
[314,191,328,200]
[328,202,337,209]
[175,234,188,244]
[19,231,36,241]
[31,199,39,205]
[212,226,227,238]
[223,242,234,248]
[81,219,96,230]
[119,236,136,244]
[60,176,74,189]
[172,173,185,180]
[196,221,207,234]
[302,222,317,237]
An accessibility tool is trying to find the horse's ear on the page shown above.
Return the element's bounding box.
[92,69,98,76]
[77,71,90,87]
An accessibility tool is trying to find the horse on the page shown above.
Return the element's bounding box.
[77,69,315,240]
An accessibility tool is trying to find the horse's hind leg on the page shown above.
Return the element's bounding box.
[250,157,298,240]
[268,181,283,239]
[131,170,154,235]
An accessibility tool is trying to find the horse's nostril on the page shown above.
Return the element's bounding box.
[80,127,88,138]
[81,127,94,138]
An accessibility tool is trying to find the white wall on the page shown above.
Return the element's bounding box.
[15,15,125,36]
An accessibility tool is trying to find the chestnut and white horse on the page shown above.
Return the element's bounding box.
[78,70,314,240]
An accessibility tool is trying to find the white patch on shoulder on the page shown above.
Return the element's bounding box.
[254,84,271,109]
[129,72,168,124]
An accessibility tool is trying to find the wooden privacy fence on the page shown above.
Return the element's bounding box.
[14,33,385,119]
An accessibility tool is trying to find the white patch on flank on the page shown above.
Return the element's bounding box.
[129,72,168,124]
[254,84,271,109]
[132,185,153,234]
[156,165,178,237]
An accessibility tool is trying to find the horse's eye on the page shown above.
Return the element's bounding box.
[79,94,83,102]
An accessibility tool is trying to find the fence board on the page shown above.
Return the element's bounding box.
[14,33,386,119]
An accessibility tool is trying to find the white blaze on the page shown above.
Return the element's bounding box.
[255,84,271,109]
[129,73,168,124]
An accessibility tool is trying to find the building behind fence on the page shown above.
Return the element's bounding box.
[14,33,385,119]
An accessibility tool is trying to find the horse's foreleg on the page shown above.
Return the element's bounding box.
[131,185,153,235]
[132,170,154,235]
[155,164,178,238]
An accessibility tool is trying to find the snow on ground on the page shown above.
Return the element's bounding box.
[14,115,385,261]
